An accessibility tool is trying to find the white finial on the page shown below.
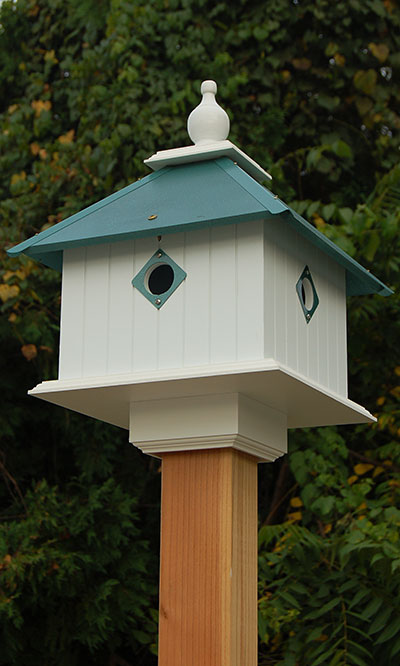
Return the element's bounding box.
[187,80,230,145]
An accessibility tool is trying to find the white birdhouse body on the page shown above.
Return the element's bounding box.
[58,218,347,401]
[8,81,391,462]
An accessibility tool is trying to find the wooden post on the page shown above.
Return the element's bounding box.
[158,448,258,666]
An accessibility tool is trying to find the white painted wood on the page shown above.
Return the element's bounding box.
[183,229,211,367]
[129,393,287,462]
[107,240,134,375]
[314,252,330,388]
[58,247,86,379]
[144,140,272,182]
[131,236,159,372]
[29,359,375,437]
[236,222,264,360]
[330,263,348,395]
[287,225,303,376]
[82,244,110,377]
[336,273,348,396]
[209,225,238,363]
[264,220,288,367]
[156,233,185,370]
[263,223,276,363]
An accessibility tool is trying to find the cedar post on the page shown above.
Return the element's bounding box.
[158,449,258,666]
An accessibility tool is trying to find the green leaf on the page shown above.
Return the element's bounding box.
[306,625,328,642]
[331,140,353,159]
[310,495,335,516]
[347,651,369,666]
[364,231,380,262]
[317,94,341,111]
[322,203,336,221]
[279,590,301,610]
[375,616,400,644]
[307,200,322,217]
[369,605,392,634]
[338,207,353,224]
[390,634,400,659]
[312,644,342,666]
[304,597,341,620]
[349,588,370,609]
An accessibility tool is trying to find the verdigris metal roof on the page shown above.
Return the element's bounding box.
[7,157,391,297]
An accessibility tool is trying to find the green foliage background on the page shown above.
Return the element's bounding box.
[0,0,400,664]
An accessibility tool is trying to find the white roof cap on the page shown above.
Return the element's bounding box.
[144,80,272,183]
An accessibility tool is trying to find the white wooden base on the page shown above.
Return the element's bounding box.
[129,393,287,462]
[28,359,375,434]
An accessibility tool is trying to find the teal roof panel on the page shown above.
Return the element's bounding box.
[7,157,392,297]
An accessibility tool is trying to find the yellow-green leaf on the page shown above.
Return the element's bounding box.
[0,284,20,302]
[369,42,389,63]
[58,129,75,144]
[31,99,52,117]
[21,344,38,361]
[10,171,26,185]
[348,475,358,485]
[354,69,377,96]
[292,58,311,70]
[353,463,374,475]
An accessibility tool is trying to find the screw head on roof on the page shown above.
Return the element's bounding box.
[187,80,230,146]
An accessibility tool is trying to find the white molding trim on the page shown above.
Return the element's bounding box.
[144,140,272,183]
[135,434,285,462]
[27,358,375,431]
[129,393,287,463]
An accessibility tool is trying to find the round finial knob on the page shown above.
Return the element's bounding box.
[187,80,230,145]
[200,80,217,95]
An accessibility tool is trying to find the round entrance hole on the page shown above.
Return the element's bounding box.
[300,276,314,311]
[147,263,174,295]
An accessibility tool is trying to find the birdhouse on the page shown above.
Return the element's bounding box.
[8,81,391,463]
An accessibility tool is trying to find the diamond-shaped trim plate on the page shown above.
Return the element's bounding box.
[132,249,186,309]
[296,265,319,323]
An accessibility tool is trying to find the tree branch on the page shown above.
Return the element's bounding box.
[348,449,400,474]
[0,451,27,513]
[262,461,296,526]
[109,655,134,666]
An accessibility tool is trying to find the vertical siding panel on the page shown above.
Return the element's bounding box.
[327,270,339,393]
[132,237,159,372]
[263,223,275,359]
[183,229,211,367]
[107,240,134,375]
[315,260,330,391]
[305,248,320,385]
[292,234,319,382]
[82,244,110,377]
[286,233,302,377]
[236,221,264,361]
[58,247,86,380]
[334,266,348,396]
[157,234,185,370]
[210,225,237,363]
[268,221,288,366]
